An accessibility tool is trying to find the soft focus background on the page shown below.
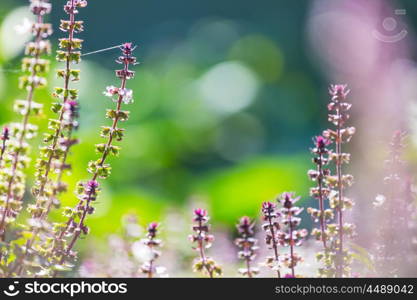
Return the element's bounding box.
[0,0,417,276]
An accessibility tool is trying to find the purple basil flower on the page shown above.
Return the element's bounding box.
[193,208,208,222]
[235,216,259,277]
[329,84,350,99]
[30,0,52,15]
[190,208,221,277]
[314,135,331,150]
[86,180,99,192]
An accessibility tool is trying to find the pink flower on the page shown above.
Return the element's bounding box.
[104,86,119,97]
[329,84,350,100]
[120,43,136,55]
[193,208,209,222]
[279,192,301,209]
[262,201,276,211]
[65,100,78,112]
[86,180,99,192]
[314,135,331,149]
[148,222,159,231]
[64,0,88,14]
[30,0,52,15]
[237,216,255,236]
[119,88,134,104]
[194,208,206,216]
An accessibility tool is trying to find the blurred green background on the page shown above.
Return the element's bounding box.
[0,0,415,241]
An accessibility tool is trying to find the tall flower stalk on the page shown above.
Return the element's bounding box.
[190,208,222,278]
[235,216,259,278]
[277,192,307,277]
[261,201,281,278]
[48,0,87,211]
[12,0,87,277]
[308,136,332,250]
[0,0,52,242]
[32,0,87,218]
[140,222,165,278]
[40,43,137,276]
[322,84,355,277]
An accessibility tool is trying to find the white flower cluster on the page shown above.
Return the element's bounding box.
[103,86,134,104]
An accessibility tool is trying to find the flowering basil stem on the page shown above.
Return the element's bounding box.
[235,216,259,278]
[140,222,165,278]
[190,208,222,278]
[42,42,137,277]
[308,135,333,251]
[0,0,52,276]
[11,0,87,278]
[261,201,281,278]
[316,84,355,278]
[277,192,307,278]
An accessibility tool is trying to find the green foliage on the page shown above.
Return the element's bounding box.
[105,109,129,121]
[58,38,83,50]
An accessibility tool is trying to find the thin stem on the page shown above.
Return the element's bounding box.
[245,256,252,278]
[54,60,129,276]
[288,212,295,277]
[317,152,327,249]
[197,219,213,278]
[335,106,344,278]
[43,125,74,219]
[146,231,156,278]
[241,233,254,278]
[267,217,281,278]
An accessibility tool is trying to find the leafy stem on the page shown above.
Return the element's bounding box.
[0,8,50,241]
